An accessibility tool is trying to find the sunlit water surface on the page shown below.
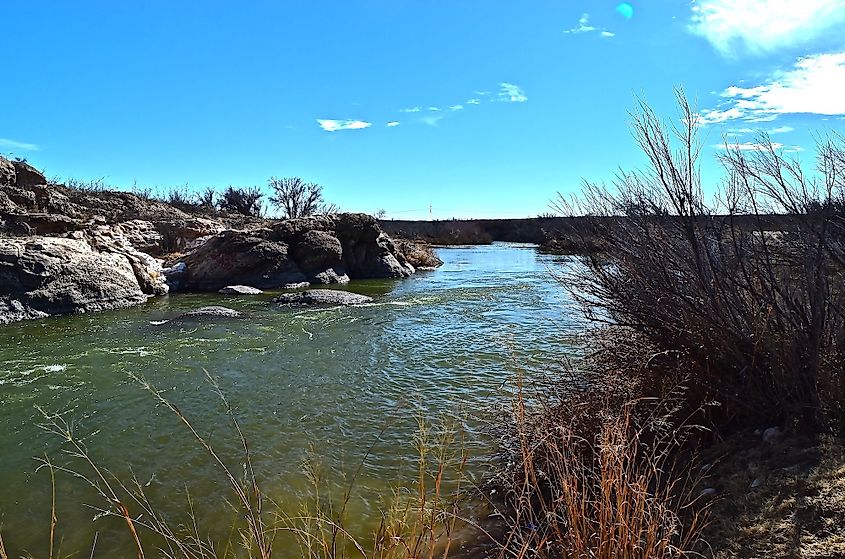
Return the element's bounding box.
[0,243,581,557]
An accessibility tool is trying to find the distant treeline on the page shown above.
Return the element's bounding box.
[379,214,799,252]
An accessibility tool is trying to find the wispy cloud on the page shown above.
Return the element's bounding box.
[449,105,464,111]
[400,107,421,113]
[700,52,845,124]
[386,121,400,127]
[0,138,40,151]
[714,141,804,153]
[769,125,795,134]
[316,119,372,132]
[466,98,481,105]
[497,82,528,103]
[563,13,615,38]
[689,0,845,56]
[428,106,442,112]
[420,114,445,126]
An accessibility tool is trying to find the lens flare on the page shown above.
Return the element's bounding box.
[616,2,634,19]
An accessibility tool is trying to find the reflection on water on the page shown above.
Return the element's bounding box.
[0,243,581,556]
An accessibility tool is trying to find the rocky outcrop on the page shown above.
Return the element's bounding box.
[273,289,373,307]
[0,158,15,186]
[0,237,149,324]
[0,157,424,324]
[176,214,414,292]
[180,230,307,291]
[11,160,46,188]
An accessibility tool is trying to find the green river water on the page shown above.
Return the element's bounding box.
[0,243,580,557]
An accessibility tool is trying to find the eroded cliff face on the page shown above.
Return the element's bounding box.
[0,156,421,324]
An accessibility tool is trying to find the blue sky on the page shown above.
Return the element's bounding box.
[3,1,845,219]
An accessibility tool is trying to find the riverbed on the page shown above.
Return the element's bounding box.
[0,243,580,557]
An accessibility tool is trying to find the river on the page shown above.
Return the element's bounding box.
[0,243,580,557]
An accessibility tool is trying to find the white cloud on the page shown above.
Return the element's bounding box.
[689,0,845,56]
[564,13,596,34]
[0,138,40,151]
[564,13,615,38]
[466,98,481,105]
[700,52,845,124]
[428,106,442,112]
[386,121,400,127]
[400,107,421,113]
[449,104,464,111]
[715,141,785,151]
[316,119,372,132]
[497,82,527,103]
[769,125,794,134]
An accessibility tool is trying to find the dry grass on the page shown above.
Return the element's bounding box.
[395,241,444,269]
[498,364,712,559]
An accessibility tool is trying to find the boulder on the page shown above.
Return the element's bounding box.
[180,229,306,291]
[333,214,414,278]
[219,285,263,295]
[0,156,15,186]
[87,222,169,296]
[11,160,46,188]
[273,289,373,307]
[0,237,149,325]
[289,229,344,277]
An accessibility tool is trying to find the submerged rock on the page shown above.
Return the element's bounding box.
[175,306,244,319]
[219,285,263,295]
[273,289,373,307]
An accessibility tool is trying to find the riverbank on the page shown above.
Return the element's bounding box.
[1,156,439,325]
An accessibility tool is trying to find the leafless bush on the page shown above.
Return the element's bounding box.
[164,185,201,213]
[62,177,110,192]
[219,185,264,217]
[555,91,845,429]
[268,177,337,219]
[195,187,217,213]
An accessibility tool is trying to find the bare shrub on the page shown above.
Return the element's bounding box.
[395,240,443,269]
[555,91,845,429]
[63,177,110,192]
[268,177,337,219]
[195,187,217,213]
[219,185,264,217]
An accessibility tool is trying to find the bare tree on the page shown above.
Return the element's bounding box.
[268,177,336,218]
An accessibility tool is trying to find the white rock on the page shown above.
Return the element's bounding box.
[219,285,263,295]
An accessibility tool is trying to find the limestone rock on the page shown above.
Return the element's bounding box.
[0,237,149,325]
[219,285,263,295]
[273,289,373,307]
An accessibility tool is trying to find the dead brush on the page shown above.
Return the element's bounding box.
[555,91,845,431]
[502,369,711,559]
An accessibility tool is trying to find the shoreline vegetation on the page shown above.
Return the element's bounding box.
[2,93,845,557]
